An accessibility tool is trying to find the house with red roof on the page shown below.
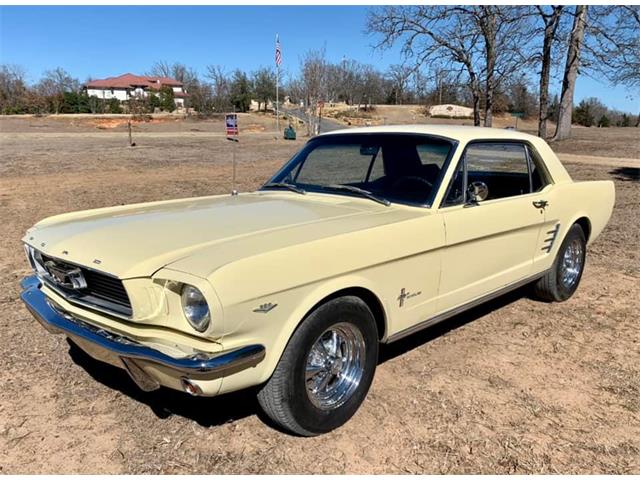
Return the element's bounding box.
[85,73,187,108]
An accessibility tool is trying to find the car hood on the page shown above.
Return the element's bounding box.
[24,191,416,279]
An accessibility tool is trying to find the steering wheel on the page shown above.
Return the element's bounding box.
[391,175,433,191]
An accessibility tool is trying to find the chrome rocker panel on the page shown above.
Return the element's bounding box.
[20,275,265,393]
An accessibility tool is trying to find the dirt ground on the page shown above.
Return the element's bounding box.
[0,116,638,474]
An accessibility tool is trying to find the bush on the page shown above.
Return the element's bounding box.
[159,86,176,112]
[107,98,122,114]
[148,93,161,112]
[333,107,376,120]
[598,114,610,128]
[59,91,92,113]
[617,114,631,127]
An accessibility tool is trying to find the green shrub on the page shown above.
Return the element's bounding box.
[107,98,122,114]
[159,86,176,112]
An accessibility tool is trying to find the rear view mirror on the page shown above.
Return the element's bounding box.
[360,145,379,156]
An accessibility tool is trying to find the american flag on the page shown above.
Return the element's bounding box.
[275,34,282,66]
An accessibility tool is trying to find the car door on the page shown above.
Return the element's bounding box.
[436,141,549,313]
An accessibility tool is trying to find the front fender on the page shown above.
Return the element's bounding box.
[216,273,389,394]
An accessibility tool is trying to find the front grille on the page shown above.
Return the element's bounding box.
[82,269,131,307]
[33,251,133,318]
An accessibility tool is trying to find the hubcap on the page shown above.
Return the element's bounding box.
[305,323,366,410]
[560,238,583,289]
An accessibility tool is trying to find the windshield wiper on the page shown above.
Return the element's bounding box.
[324,184,391,206]
[262,182,306,195]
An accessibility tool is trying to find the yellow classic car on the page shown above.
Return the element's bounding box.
[20,125,614,435]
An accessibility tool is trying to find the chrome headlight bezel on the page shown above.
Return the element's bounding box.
[180,284,211,332]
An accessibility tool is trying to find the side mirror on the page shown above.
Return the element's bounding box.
[466,181,489,204]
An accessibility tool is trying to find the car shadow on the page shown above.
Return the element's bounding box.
[609,167,639,182]
[67,339,260,427]
[379,285,529,364]
[67,285,531,428]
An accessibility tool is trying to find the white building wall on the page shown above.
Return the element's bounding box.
[87,88,129,101]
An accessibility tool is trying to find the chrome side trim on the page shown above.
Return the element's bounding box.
[386,270,549,343]
[20,276,266,383]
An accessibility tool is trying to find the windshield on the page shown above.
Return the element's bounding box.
[264,133,455,207]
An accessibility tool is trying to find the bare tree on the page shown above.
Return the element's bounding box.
[327,59,363,105]
[471,6,534,126]
[582,6,640,88]
[387,64,412,105]
[299,48,329,135]
[148,60,171,78]
[352,64,384,109]
[531,6,565,138]
[37,67,78,114]
[552,6,640,138]
[0,64,28,114]
[205,65,232,112]
[148,61,198,109]
[583,6,640,126]
[553,5,588,141]
[368,6,483,125]
[368,6,531,126]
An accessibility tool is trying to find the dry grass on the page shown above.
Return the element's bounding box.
[0,116,638,474]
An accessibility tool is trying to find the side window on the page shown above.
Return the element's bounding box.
[444,142,535,206]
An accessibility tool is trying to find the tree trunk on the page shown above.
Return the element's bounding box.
[481,8,497,127]
[468,68,482,126]
[538,7,563,139]
[484,31,496,126]
[553,5,588,141]
[472,92,481,126]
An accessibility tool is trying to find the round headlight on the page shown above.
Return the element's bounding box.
[181,285,210,332]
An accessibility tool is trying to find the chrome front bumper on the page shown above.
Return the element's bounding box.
[20,275,265,394]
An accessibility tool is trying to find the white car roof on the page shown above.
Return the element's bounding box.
[319,124,540,144]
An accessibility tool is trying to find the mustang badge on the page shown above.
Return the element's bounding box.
[397,288,421,307]
[44,261,87,290]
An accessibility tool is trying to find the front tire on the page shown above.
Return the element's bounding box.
[534,223,587,302]
[257,296,378,436]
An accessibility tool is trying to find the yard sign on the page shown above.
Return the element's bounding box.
[225,113,239,136]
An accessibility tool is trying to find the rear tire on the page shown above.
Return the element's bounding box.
[533,223,586,302]
[257,296,378,436]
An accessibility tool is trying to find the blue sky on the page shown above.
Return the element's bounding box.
[0,6,637,112]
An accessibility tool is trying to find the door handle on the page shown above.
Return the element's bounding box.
[532,200,549,209]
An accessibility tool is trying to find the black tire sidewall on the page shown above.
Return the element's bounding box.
[286,297,378,435]
[553,224,587,301]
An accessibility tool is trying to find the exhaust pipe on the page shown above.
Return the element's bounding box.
[181,377,203,396]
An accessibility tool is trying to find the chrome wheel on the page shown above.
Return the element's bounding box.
[560,238,584,289]
[305,322,366,410]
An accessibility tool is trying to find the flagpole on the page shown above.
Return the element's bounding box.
[275,34,280,137]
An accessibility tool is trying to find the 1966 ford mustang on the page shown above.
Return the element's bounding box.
[21,125,614,435]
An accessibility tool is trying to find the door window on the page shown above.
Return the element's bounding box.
[443,142,547,206]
